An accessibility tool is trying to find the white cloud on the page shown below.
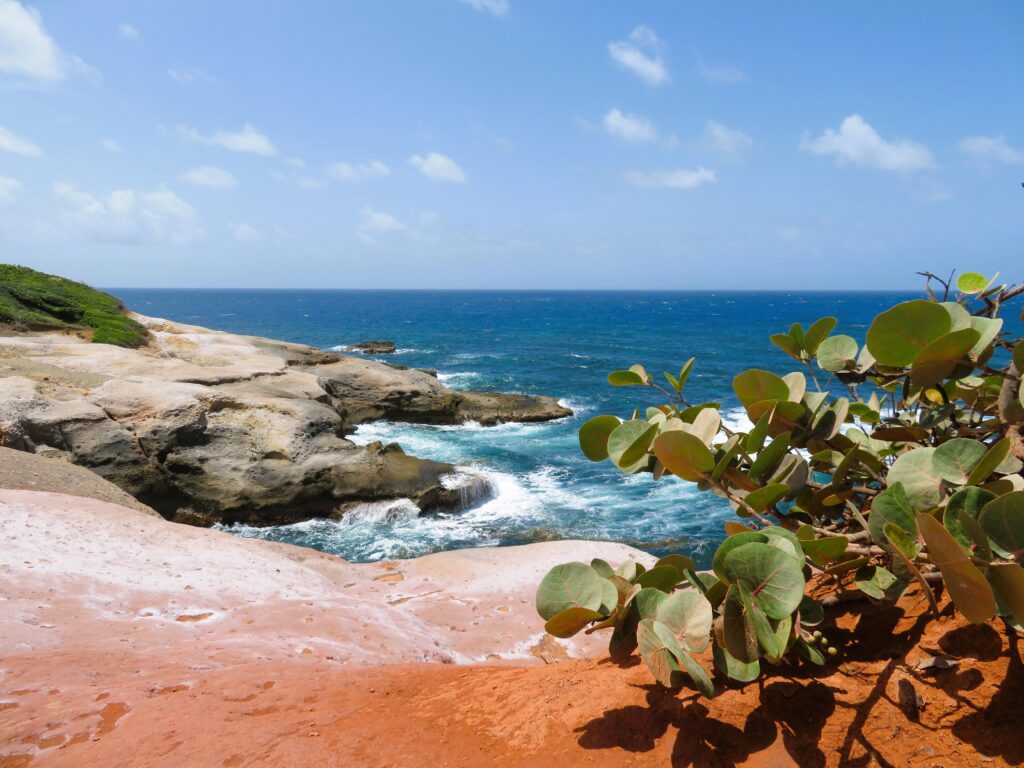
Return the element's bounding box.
[409,152,466,183]
[0,125,42,156]
[177,123,276,156]
[778,226,801,241]
[53,181,202,244]
[625,167,716,190]
[230,222,261,242]
[327,160,391,182]
[702,120,752,158]
[608,25,668,87]
[181,165,237,189]
[958,135,1024,165]
[167,67,216,85]
[603,108,658,143]
[118,23,140,42]
[800,114,935,172]
[0,175,21,202]
[458,0,508,17]
[357,206,405,243]
[0,0,93,84]
[695,53,747,85]
[101,138,121,153]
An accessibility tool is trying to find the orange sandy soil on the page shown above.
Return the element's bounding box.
[3,585,1022,768]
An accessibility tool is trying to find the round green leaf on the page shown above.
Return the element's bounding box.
[1014,342,1024,373]
[636,565,680,593]
[865,300,951,367]
[733,369,791,409]
[957,272,991,294]
[887,448,942,510]
[607,369,646,386]
[803,316,838,355]
[712,532,769,583]
[637,619,682,689]
[966,438,1012,486]
[652,430,715,482]
[869,483,916,548]
[655,554,696,576]
[910,329,981,386]
[816,335,859,372]
[655,590,713,653]
[854,564,905,600]
[988,563,1024,627]
[720,542,805,620]
[932,438,988,485]
[945,487,997,550]
[980,491,1024,559]
[536,562,606,621]
[713,642,761,682]
[917,512,997,624]
[607,419,657,472]
[578,415,622,462]
[634,586,669,620]
[544,607,605,638]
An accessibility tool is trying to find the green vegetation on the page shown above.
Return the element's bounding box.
[0,264,146,347]
[538,271,1024,698]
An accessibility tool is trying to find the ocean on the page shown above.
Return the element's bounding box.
[114,289,1009,568]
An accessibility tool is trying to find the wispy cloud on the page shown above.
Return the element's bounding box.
[181,165,237,189]
[458,0,508,18]
[608,25,668,87]
[230,222,261,242]
[327,160,391,182]
[603,108,658,143]
[958,135,1024,165]
[625,167,716,190]
[409,152,467,183]
[101,138,121,153]
[0,0,95,85]
[0,175,21,202]
[167,67,216,85]
[694,52,747,85]
[0,124,42,156]
[177,123,277,156]
[800,115,935,172]
[53,181,202,244]
[701,120,752,159]
[118,23,140,42]
[357,206,406,243]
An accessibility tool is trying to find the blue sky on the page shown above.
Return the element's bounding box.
[1,1,1022,289]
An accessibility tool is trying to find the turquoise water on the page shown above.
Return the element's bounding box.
[116,289,1011,567]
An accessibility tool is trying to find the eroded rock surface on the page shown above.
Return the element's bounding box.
[0,313,570,524]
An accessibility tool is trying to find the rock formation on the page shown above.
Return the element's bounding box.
[345,340,397,354]
[0,313,571,525]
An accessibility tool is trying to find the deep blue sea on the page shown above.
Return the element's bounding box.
[114,289,1014,568]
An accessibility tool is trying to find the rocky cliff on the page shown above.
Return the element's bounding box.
[0,313,570,525]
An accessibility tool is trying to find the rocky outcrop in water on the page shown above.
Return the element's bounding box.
[0,313,570,525]
[345,340,397,354]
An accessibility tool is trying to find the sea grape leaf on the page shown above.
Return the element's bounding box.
[544,607,605,638]
[910,329,980,386]
[816,335,859,372]
[720,542,805,620]
[803,316,838,355]
[607,419,658,472]
[636,565,681,593]
[637,619,682,689]
[988,563,1024,627]
[655,590,713,653]
[653,430,715,482]
[868,483,917,549]
[966,438,1012,486]
[979,491,1024,560]
[932,438,988,485]
[579,415,621,462]
[944,487,996,551]
[887,448,942,510]
[855,565,906,600]
[917,512,997,624]
[721,585,759,663]
[733,369,791,409]
[865,300,951,367]
[536,562,606,620]
[713,642,761,682]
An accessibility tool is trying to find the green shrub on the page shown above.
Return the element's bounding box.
[0,264,146,347]
[538,271,1024,697]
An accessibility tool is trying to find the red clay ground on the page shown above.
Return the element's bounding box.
[3,584,1022,768]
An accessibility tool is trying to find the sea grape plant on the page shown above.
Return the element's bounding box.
[536,271,1024,698]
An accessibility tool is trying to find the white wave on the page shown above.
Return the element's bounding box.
[720,406,754,434]
[436,371,482,389]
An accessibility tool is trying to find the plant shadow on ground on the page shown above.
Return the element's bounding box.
[575,591,1024,767]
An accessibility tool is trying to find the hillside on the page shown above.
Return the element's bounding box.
[0,264,146,347]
